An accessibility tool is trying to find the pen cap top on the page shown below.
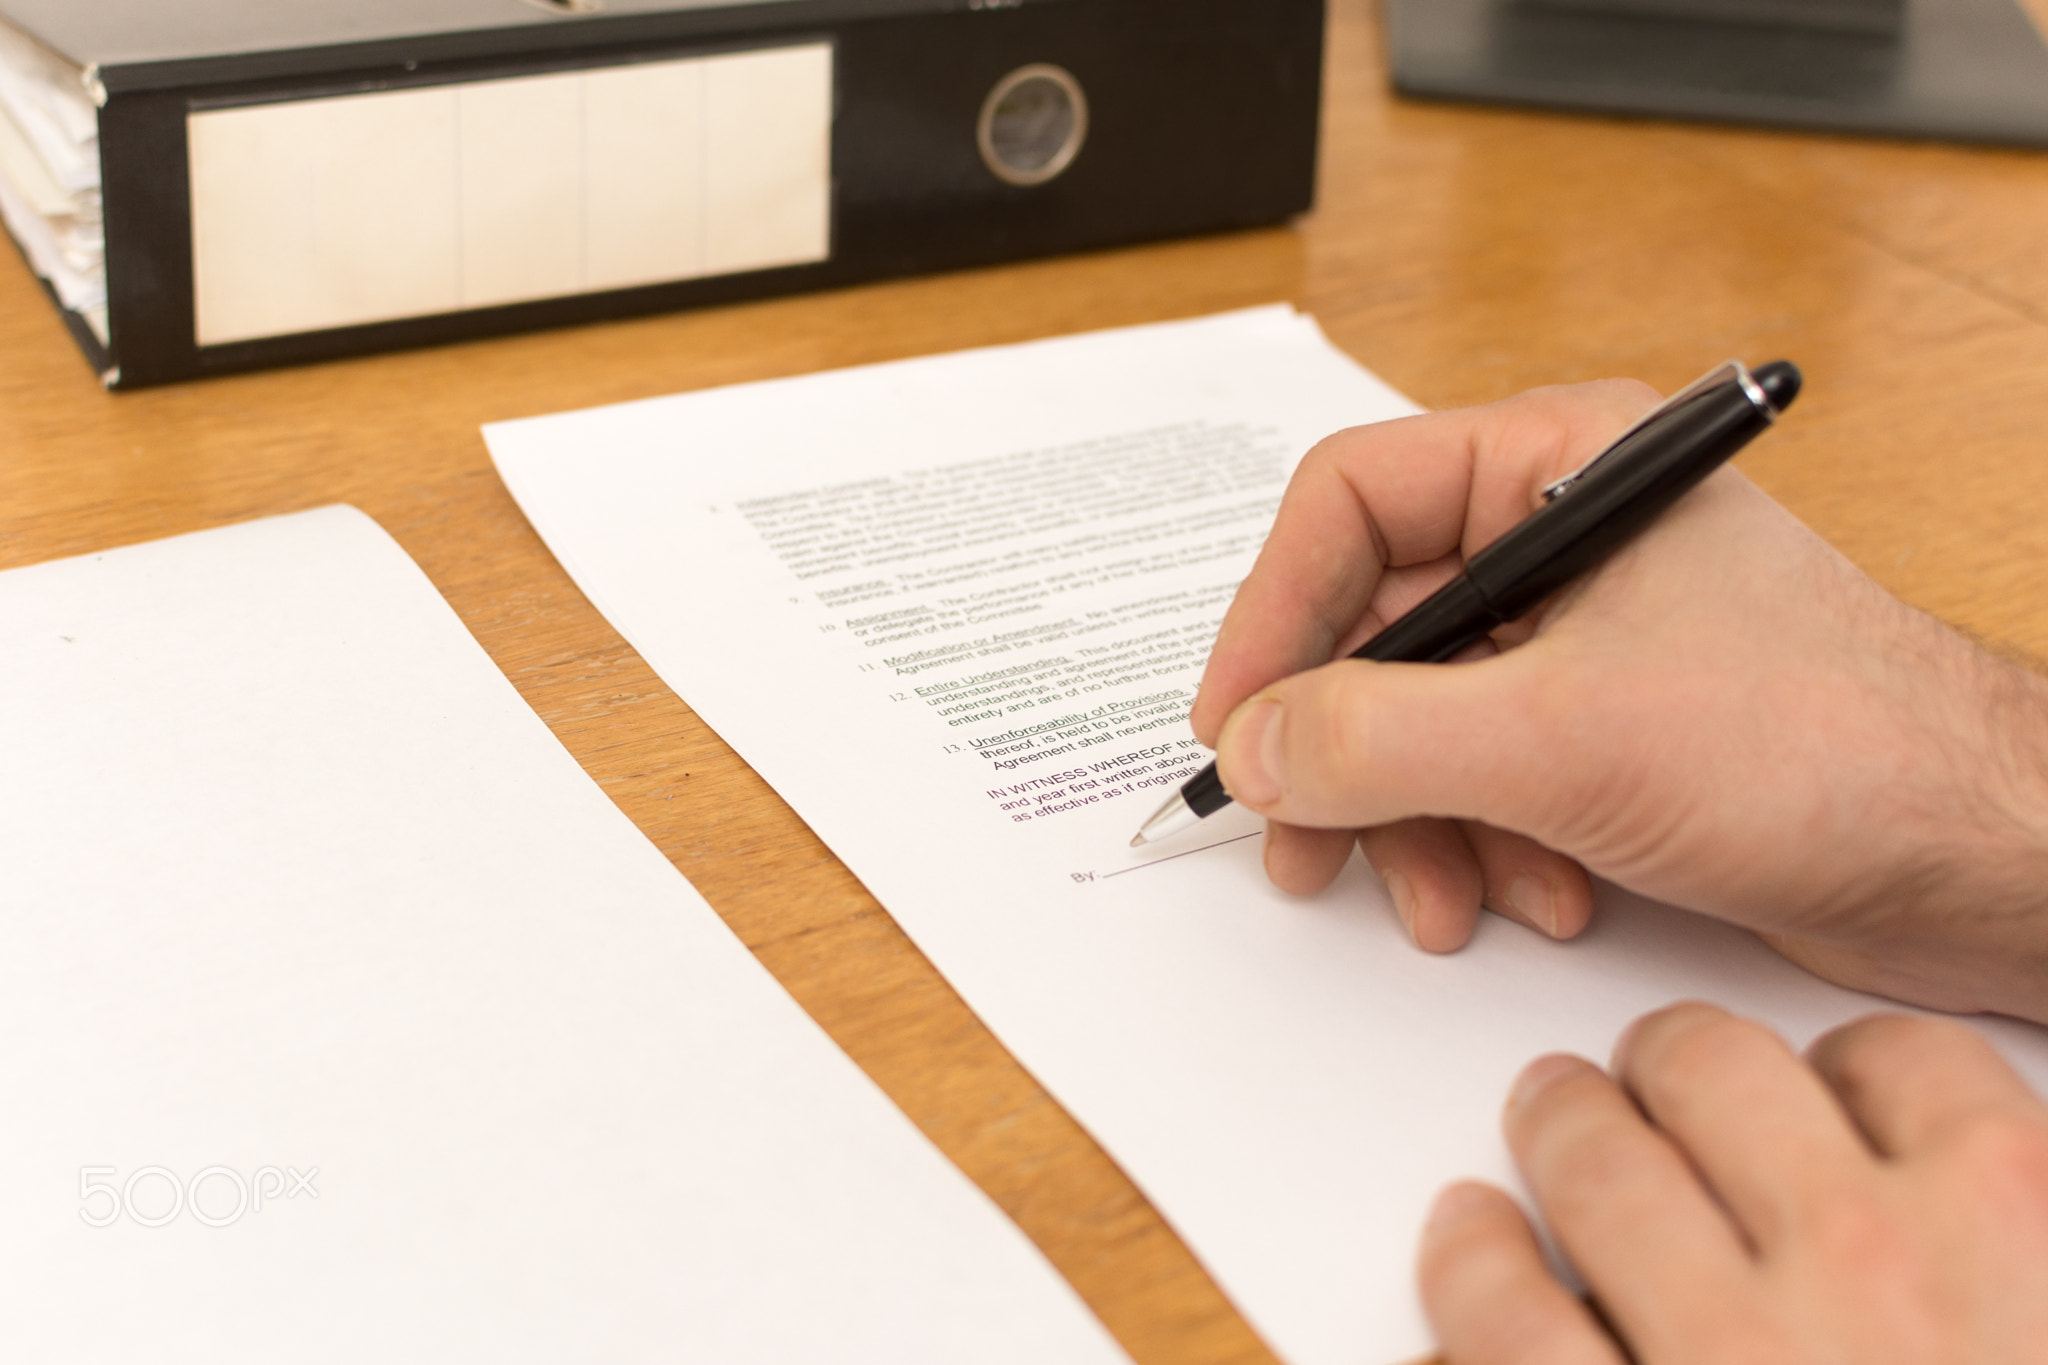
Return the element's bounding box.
[1753,361,1802,414]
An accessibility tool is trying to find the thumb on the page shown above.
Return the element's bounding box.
[1212,651,1571,837]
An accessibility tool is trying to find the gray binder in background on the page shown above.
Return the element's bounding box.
[1385,0,2048,148]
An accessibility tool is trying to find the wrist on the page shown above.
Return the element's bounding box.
[1769,614,2048,1026]
[1916,635,2048,1023]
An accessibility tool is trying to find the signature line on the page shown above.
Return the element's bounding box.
[1101,831,1261,879]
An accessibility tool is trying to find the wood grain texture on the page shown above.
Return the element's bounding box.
[2,2,2045,1361]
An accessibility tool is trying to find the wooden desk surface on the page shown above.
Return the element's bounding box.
[5,3,2046,1360]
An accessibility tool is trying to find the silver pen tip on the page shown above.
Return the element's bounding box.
[1129,791,1200,848]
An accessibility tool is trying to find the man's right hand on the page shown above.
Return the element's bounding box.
[1190,380,2048,1024]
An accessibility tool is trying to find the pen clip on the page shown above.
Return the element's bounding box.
[1540,360,1765,503]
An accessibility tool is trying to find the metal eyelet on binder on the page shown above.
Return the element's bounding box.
[978,64,1089,187]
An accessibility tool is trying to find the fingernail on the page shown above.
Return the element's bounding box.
[1509,1054,1585,1112]
[1383,869,1419,939]
[1423,1182,1495,1236]
[1221,698,1284,808]
[1507,875,1558,937]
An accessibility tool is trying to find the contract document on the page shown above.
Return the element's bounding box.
[0,507,1125,1364]
[486,308,2048,1365]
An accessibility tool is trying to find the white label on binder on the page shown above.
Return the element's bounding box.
[188,43,833,348]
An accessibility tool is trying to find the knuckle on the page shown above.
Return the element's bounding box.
[1417,1204,1503,1287]
[1809,1012,1918,1074]
[1488,654,1646,850]
[1509,652,1583,735]
[1620,1003,1766,1089]
[1534,1122,1661,1224]
[1692,1324,1806,1365]
[1807,1013,1964,1112]
[1782,1196,1961,1356]
[1580,376,1664,413]
[1301,421,1380,472]
[1613,1002,1744,1080]
[1493,377,1659,443]
[1299,664,1379,800]
[1460,1302,1601,1365]
[1798,1187,1914,1274]
[1941,1113,2048,1213]
[1840,1011,1973,1066]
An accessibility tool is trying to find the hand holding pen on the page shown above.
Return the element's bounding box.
[1124,363,2048,1364]
[1155,360,2048,1017]
[1137,360,1800,844]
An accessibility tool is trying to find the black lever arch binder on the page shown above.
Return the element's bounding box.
[0,0,1325,388]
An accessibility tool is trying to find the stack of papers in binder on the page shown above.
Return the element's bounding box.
[0,18,101,343]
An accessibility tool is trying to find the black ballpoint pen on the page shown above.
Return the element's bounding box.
[1128,358,1803,849]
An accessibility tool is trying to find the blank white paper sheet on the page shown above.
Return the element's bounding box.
[485,307,2048,1365]
[0,507,1126,1364]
